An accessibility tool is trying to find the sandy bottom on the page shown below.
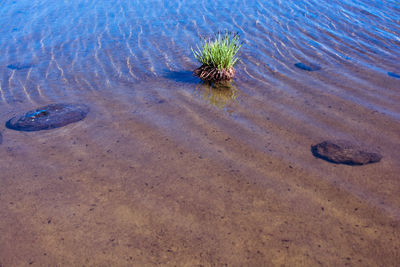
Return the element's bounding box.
[1,0,399,265]
[0,73,399,266]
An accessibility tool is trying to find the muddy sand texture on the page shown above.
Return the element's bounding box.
[0,79,399,266]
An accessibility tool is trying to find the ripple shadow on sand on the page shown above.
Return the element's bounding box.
[162,70,200,84]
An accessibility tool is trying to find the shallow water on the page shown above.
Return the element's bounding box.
[0,0,399,265]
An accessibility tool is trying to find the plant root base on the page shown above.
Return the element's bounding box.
[194,65,235,82]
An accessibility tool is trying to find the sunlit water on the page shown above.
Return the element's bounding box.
[0,0,399,265]
[1,0,399,108]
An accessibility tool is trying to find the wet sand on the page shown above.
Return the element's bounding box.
[1,75,399,266]
[1,0,400,266]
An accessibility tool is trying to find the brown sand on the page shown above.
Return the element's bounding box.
[1,0,400,265]
[0,74,399,266]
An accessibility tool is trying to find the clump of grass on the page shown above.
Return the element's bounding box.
[192,31,242,82]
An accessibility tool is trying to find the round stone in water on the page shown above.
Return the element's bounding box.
[311,140,382,165]
[6,103,90,132]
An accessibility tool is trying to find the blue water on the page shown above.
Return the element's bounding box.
[0,0,398,104]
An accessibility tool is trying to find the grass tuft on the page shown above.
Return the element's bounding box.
[192,31,242,71]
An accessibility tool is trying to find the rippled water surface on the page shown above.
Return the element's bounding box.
[0,0,399,265]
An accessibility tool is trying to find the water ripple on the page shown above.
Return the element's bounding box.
[0,0,398,123]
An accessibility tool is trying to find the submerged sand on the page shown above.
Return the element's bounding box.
[1,0,399,265]
[0,73,399,266]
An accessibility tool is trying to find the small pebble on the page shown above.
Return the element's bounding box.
[294,62,321,71]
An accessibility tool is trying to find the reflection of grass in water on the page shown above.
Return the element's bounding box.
[195,81,239,112]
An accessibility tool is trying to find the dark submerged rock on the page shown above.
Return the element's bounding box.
[6,103,89,132]
[388,72,400,79]
[7,63,34,70]
[294,62,321,72]
[311,140,382,165]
